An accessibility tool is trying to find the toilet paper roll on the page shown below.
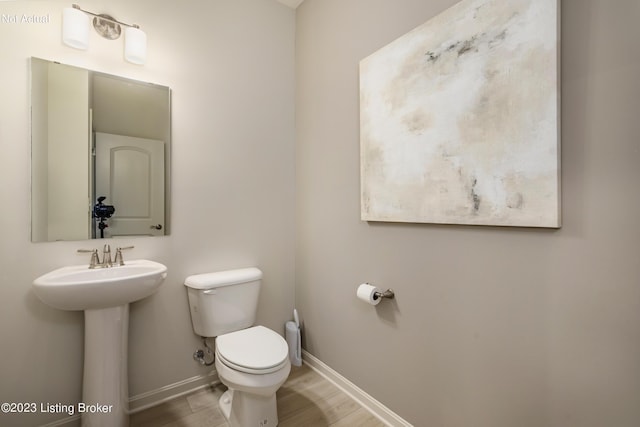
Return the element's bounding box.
[357,283,381,306]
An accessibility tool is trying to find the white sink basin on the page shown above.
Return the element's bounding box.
[33,259,167,311]
[33,258,168,426]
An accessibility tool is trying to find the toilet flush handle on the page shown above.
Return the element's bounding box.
[203,289,217,295]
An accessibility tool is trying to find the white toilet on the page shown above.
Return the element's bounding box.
[184,268,291,427]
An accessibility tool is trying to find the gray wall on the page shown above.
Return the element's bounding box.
[295,0,640,426]
[0,1,295,426]
[3,1,640,426]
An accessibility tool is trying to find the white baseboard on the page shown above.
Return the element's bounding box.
[39,414,80,427]
[128,370,220,413]
[302,350,413,427]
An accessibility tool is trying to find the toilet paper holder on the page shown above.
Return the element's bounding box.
[373,288,395,301]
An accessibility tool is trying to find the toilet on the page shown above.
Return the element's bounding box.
[184,268,291,427]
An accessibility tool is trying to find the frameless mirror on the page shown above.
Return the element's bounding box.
[30,57,171,242]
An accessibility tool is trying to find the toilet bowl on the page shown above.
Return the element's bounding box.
[184,268,291,427]
[215,326,291,426]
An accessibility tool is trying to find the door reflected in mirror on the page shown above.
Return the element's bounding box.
[30,58,171,242]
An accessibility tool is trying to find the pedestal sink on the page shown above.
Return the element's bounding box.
[33,260,167,427]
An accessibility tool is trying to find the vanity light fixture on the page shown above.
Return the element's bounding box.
[62,4,147,65]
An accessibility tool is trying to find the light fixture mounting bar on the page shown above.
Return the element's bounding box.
[71,4,139,29]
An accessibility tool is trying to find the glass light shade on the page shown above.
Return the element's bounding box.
[62,7,89,50]
[124,27,147,65]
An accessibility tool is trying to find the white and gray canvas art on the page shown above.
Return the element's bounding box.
[360,0,560,227]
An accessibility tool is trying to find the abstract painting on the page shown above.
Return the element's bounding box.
[360,0,560,227]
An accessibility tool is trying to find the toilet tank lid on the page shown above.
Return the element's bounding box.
[184,267,262,290]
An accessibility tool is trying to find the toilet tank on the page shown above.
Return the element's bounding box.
[184,267,262,337]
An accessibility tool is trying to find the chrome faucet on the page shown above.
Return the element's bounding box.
[77,245,134,269]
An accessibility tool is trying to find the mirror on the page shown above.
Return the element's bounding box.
[30,58,171,242]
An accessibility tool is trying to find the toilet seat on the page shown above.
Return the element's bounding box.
[216,326,289,374]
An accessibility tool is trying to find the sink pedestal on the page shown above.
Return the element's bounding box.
[32,259,167,427]
[83,305,129,427]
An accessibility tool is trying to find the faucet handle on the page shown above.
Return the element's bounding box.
[114,246,134,266]
[77,249,100,269]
